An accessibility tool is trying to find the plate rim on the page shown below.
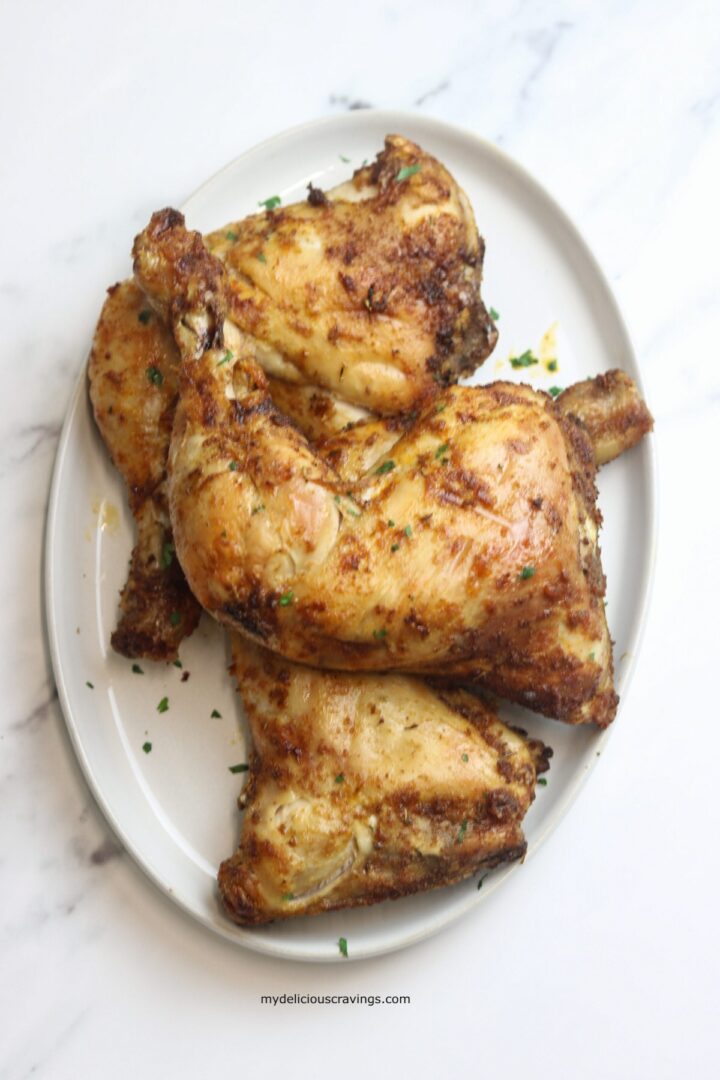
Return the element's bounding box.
[44,109,658,962]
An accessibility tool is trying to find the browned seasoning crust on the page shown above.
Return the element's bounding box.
[217,638,551,925]
[556,369,654,466]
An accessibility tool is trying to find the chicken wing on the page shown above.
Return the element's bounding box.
[218,636,550,925]
[204,135,497,415]
[134,211,634,727]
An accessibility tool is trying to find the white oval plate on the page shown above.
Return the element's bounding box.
[45,111,656,962]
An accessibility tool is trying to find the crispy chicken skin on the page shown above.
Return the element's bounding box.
[134,212,622,726]
[218,637,550,925]
[556,370,654,466]
[88,280,201,660]
[203,135,497,414]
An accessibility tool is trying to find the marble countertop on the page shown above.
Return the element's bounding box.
[2,2,718,1077]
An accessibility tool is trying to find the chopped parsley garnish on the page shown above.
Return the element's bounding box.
[138,309,152,324]
[229,763,249,774]
[588,651,596,662]
[519,566,536,580]
[281,892,295,902]
[387,519,395,527]
[461,753,469,763]
[477,873,488,890]
[396,163,421,182]
[228,461,239,471]
[489,306,500,321]
[211,709,222,718]
[160,542,174,569]
[372,628,387,641]
[335,773,345,783]
[435,442,449,460]
[404,525,413,538]
[142,741,152,754]
[338,937,349,958]
[547,359,558,372]
[146,365,163,386]
[218,350,233,366]
[251,504,265,514]
[510,350,539,369]
[258,195,281,211]
[132,663,144,675]
[436,402,446,413]
[86,681,94,689]
[548,386,563,398]
[157,696,169,713]
[339,154,351,163]
[226,230,239,242]
[169,611,181,626]
[257,251,267,263]
[537,777,548,786]
[456,820,468,844]
[279,591,294,606]
[375,460,396,475]
[390,543,400,552]
[173,659,182,668]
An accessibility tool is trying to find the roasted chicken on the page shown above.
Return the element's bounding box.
[133,210,653,726]
[218,637,550,925]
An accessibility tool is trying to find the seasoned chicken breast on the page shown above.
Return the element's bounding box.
[218,637,550,925]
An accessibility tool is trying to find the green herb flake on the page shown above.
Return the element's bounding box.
[435,442,449,460]
[251,503,265,515]
[229,763,249,774]
[335,773,345,783]
[404,525,413,538]
[256,251,267,263]
[338,936,349,958]
[510,350,539,369]
[218,350,233,366]
[211,709,222,718]
[461,753,469,763]
[281,892,295,902]
[387,519,395,527]
[456,820,468,845]
[588,651,596,662]
[436,402,446,413]
[547,359,558,372]
[226,230,239,242]
[146,365,163,386]
[228,461,239,472]
[375,460,396,476]
[258,195,282,211]
[138,309,152,325]
[390,543,400,553]
[131,663,144,675]
[537,777,548,786]
[86,681,94,689]
[489,307,500,321]
[160,541,174,569]
[396,163,421,182]
[169,611,181,626]
[548,386,563,398]
[142,741,152,754]
[173,658,183,668]
[157,696,169,713]
[519,566,536,580]
[339,154,351,163]
[279,591,294,607]
[477,873,488,890]
[372,628,387,641]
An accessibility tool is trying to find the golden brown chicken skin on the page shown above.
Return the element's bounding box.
[218,637,550,925]
[88,280,201,660]
[133,211,624,726]
[556,369,653,466]
[204,135,497,414]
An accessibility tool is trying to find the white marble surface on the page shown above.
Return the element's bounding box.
[1,1,719,1077]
